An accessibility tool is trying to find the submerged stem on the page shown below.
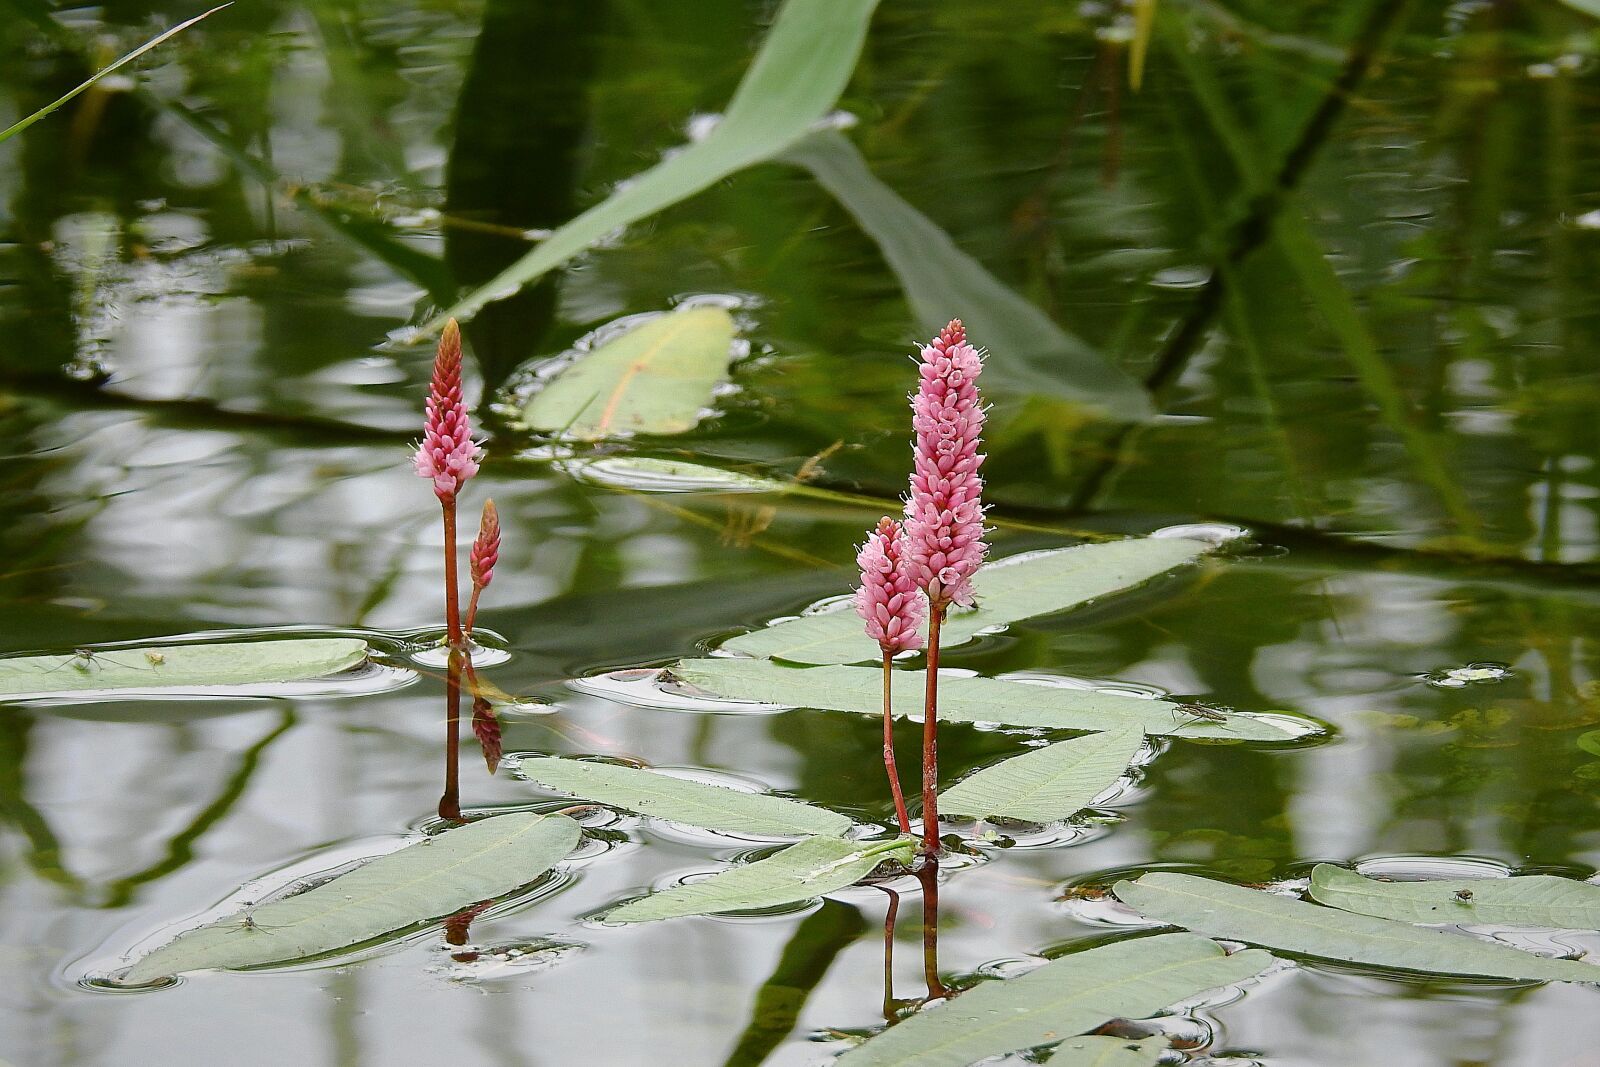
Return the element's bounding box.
[921,604,946,854]
[881,652,912,835]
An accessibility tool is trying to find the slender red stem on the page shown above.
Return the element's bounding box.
[882,652,913,835]
[463,585,482,639]
[438,647,463,822]
[920,604,945,854]
[441,497,462,647]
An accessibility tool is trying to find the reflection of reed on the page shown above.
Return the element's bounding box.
[438,647,466,822]
[881,855,947,1020]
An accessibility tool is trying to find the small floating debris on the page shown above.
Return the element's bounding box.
[1422,662,1513,689]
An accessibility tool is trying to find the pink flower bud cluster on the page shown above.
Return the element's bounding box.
[904,319,987,608]
[413,320,483,500]
[855,517,926,654]
[470,499,500,591]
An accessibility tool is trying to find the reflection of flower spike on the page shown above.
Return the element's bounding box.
[465,499,499,638]
[414,319,483,501]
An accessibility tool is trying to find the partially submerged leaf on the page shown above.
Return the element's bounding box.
[1309,864,1600,929]
[424,0,879,330]
[782,130,1152,422]
[673,658,1293,742]
[119,813,580,982]
[721,539,1209,664]
[523,308,737,439]
[940,724,1144,822]
[515,757,852,837]
[608,835,911,923]
[1115,872,1600,984]
[0,638,369,698]
[1049,1036,1169,1067]
[835,933,1270,1067]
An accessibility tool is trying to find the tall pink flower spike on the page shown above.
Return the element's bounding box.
[856,517,925,835]
[905,318,988,854]
[414,319,483,502]
[464,499,500,637]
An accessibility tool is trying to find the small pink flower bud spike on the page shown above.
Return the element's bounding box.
[413,319,482,648]
[904,318,988,854]
[856,517,925,836]
[464,499,500,638]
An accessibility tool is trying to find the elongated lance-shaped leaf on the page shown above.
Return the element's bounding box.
[119,813,580,982]
[781,131,1152,421]
[1309,864,1600,929]
[1115,873,1600,984]
[0,5,229,144]
[940,724,1144,822]
[673,659,1295,742]
[421,0,878,333]
[0,638,369,698]
[515,757,852,837]
[836,933,1270,1067]
[1049,1036,1169,1067]
[523,308,736,439]
[608,835,911,923]
[721,539,1209,664]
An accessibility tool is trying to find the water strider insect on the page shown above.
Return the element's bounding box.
[1170,702,1231,729]
[46,648,151,674]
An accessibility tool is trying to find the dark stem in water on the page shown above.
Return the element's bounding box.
[438,647,464,822]
[881,652,912,835]
[920,604,946,854]
[916,855,945,1000]
[441,498,463,647]
[880,884,900,1021]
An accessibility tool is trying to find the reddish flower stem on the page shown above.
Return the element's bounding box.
[881,653,912,835]
[463,584,482,639]
[921,603,946,854]
[441,498,462,647]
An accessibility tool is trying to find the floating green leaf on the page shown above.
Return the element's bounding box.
[940,724,1144,822]
[1115,873,1600,983]
[515,757,852,837]
[120,813,580,982]
[720,539,1209,664]
[673,659,1292,742]
[425,0,878,331]
[1049,1036,1168,1067]
[836,934,1270,1067]
[523,308,737,439]
[0,5,228,144]
[1308,864,1600,929]
[559,456,787,494]
[608,835,911,923]
[781,131,1152,421]
[0,638,370,697]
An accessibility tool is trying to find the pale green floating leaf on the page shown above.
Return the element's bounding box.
[119,813,580,982]
[720,539,1210,664]
[1115,872,1600,984]
[1308,864,1600,930]
[673,658,1293,742]
[1048,1035,1168,1067]
[558,456,787,495]
[0,638,370,697]
[608,835,911,923]
[780,131,1152,421]
[940,724,1144,822]
[836,933,1270,1067]
[523,307,737,439]
[515,757,852,837]
[425,0,878,331]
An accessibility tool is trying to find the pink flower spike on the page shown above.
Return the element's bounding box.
[470,499,500,591]
[855,517,926,654]
[904,318,988,609]
[413,319,483,501]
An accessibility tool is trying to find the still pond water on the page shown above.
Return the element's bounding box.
[3,1,1600,1064]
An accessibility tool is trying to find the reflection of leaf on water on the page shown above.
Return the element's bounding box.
[939,724,1143,823]
[608,836,911,923]
[721,539,1210,664]
[779,130,1153,423]
[515,757,852,837]
[835,933,1269,1066]
[424,0,880,333]
[1116,872,1600,983]
[119,813,580,983]
[521,307,737,439]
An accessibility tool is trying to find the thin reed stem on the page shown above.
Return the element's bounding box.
[882,653,912,835]
[441,499,462,647]
[920,604,945,854]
